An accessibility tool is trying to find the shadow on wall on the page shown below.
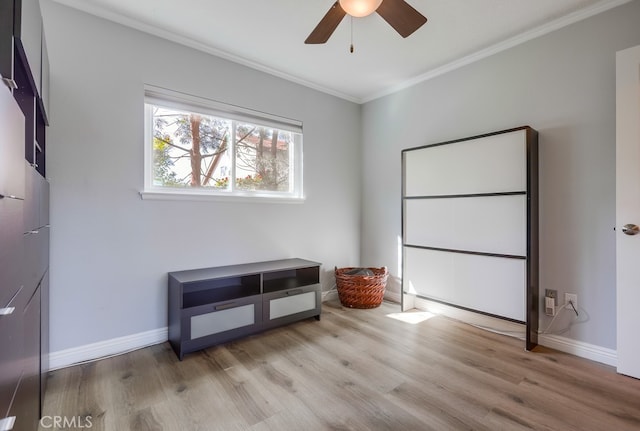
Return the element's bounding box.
[321,267,337,293]
[385,275,402,303]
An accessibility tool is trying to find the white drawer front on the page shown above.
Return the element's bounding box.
[405,194,526,256]
[190,304,254,340]
[404,129,527,197]
[404,247,525,321]
[269,291,316,320]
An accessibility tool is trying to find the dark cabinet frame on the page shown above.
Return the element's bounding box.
[1,0,50,428]
[169,259,322,360]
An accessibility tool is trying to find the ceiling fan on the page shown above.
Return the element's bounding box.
[305,0,427,45]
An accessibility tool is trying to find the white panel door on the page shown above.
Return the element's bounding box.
[404,130,527,197]
[404,247,526,321]
[405,194,527,256]
[615,44,640,379]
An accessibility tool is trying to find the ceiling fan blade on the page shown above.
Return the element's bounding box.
[376,0,427,38]
[305,1,347,44]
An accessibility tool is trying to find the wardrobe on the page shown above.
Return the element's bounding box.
[1,0,50,429]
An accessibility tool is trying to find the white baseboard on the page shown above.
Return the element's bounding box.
[48,306,618,372]
[412,296,526,338]
[323,289,401,304]
[321,289,339,302]
[538,334,617,367]
[51,290,346,370]
[48,327,168,371]
[410,295,617,367]
[384,290,401,304]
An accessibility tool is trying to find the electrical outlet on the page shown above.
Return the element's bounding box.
[545,289,558,305]
[565,293,578,310]
[545,297,556,316]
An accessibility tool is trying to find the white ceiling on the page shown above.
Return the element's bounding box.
[53,0,626,103]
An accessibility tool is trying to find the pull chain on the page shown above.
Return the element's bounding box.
[350,16,354,53]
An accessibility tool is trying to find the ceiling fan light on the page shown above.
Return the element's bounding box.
[339,0,383,18]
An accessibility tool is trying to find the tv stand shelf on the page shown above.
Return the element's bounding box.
[168,258,321,360]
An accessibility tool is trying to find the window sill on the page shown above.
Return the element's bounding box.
[139,189,305,204]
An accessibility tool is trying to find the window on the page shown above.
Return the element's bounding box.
[142,86,303,201]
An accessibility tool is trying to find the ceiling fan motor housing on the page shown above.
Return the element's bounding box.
[339,0,384,17]
[305,0,427,45]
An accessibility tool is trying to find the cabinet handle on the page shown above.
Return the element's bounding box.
[214,302,237,311]
[25,230,39,235]
[0,416,16,430]
[0,194,23,200]
[0,307,15,316]
[1,286,23,316]
[287,289,303,296]
[2,77,17,90]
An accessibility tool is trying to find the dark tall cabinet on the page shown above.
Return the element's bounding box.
[401,127,538,350]
[0,0,50,429]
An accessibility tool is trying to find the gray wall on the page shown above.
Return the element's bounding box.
[41,0,362,352]
[361,1,640,349]
[41,0,640,354]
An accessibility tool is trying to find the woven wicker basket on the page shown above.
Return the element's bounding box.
[335,267,388,309]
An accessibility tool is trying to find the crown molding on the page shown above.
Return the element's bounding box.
[51,0,362,104]
[362,0,632,103]
[52,0,631,105]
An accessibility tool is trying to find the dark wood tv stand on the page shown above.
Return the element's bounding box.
[168,258,322,360]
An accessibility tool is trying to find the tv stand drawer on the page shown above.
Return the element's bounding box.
[263,284,321,329]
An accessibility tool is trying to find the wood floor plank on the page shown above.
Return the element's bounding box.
[41,301,640,430]
[384,379,494,431]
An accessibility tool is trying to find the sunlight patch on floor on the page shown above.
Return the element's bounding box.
[386,310,436,324]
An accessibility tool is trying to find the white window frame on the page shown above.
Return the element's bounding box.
[141,85,304,203]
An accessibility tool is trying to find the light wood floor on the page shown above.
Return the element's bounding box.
[42,301,640,430]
